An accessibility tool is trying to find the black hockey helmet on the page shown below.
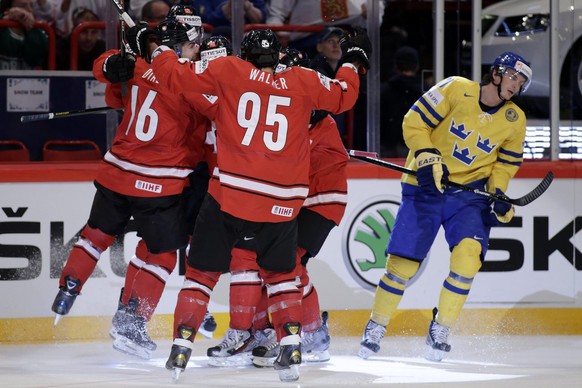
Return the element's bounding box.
[159,5,203,46]
[278,48,309,70]
[240,29,281,69]
[200,35,232,60]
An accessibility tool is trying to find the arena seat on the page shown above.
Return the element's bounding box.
[0,140,31,162]
[42,140,102,161]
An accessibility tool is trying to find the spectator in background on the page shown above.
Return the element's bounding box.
[0,0,49,69]
[141,0,169,24]
[56,0,108,37]
[56,6,104,70]
[310,26,346,136]
[380,46,423,158]
[267,0,383,56]
[153,0,266,28]
[32,0,59,32]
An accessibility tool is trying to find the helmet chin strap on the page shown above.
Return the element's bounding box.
[492,70,508,101]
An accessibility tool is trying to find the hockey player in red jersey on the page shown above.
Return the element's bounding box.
[127,25,371,382]
[50,7,207,360]
[221,48,348,367]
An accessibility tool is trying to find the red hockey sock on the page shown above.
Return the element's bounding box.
[229,248,261,330]
[130,251,177,320]
[59,225,115,291]
[261,268,302,340]
[173,265,221,339]
[121,239,148,305]
[252,286,270,331]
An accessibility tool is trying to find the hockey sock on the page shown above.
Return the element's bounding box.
[59,225,115,291]
[173,265,221,339]
[370,255,419,326]
[229,248,262,330]
[262,268,302,340]
[297,257,322,332]
[252,286,271,331]
[436,280,470,328]
[121,239,148,305]
[131,251,177,320]
[301,283,322,332]
[436,238,482,327]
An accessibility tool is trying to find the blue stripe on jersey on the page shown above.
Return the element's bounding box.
[419,97,444,122]
[378,279,405,296]
[443,280,470,295]
[497,156,522,166]
[499,147,523,159]
[412,105,437,129]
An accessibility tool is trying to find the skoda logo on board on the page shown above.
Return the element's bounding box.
[342,195,427,291]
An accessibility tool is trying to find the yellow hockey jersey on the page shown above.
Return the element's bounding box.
[402,76,526,192]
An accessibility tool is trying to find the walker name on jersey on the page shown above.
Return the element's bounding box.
[135,180,162,193]
[271,205,294,217]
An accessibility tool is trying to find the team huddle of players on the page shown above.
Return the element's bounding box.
[49,3,532,384]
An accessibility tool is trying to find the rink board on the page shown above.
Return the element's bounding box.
[0,161,580,342]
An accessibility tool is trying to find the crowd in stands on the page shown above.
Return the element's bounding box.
[1,0,425,157]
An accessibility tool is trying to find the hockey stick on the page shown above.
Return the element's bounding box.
[109,0,135,27]
[20,107,121,122]
[346,149,554,207]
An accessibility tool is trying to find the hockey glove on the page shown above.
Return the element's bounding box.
[103,53,135,83]
[483,189,515,226]
[310,109,329,126]
[414,148,449,194]
[338,27,372,71]
[126,22,159,63]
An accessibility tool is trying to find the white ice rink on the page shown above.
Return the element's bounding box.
[1,335,581,387]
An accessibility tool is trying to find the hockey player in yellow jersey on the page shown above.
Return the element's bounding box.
[358,52,532,362]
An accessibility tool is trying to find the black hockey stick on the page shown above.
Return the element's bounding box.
[20,107,122,122]
[347,149,554,207]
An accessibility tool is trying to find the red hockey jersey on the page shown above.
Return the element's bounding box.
[151,48,360,222]
[303,115,349,225]
[92,50,207,197]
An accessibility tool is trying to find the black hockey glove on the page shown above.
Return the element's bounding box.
[338,27,372,71]
[126,22,159,63]
[102,53,135,83]
[310,109,329,126]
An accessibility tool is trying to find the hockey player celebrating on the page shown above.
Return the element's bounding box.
[50,6,208,360]
[359,52,532,362]
[126,24,370,382]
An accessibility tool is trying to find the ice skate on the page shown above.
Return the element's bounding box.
[273,322,302,382]
[206,328,257,367]
[302,311,331,362]
[198,311,217,339]
[112,298,157,360]
[358,319,386,359]
[51,276,81,326]
[251,327,279,368]
[425,307,451,362]
[109,288,129,340]
[166,325,196,382]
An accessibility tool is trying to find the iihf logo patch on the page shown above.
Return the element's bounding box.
[505,108,518,122]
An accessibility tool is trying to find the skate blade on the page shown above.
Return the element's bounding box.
[303,350,330,363]
[54,314,64,327]
[171,368,182,383]
[251,356,275,368]
[197,327,214,339]
[208,353,253,367]
[109,328,120,340]
[277,364,299,382]
[358,346,376,360]
[112,337,153,360]
[425,347,445,362]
